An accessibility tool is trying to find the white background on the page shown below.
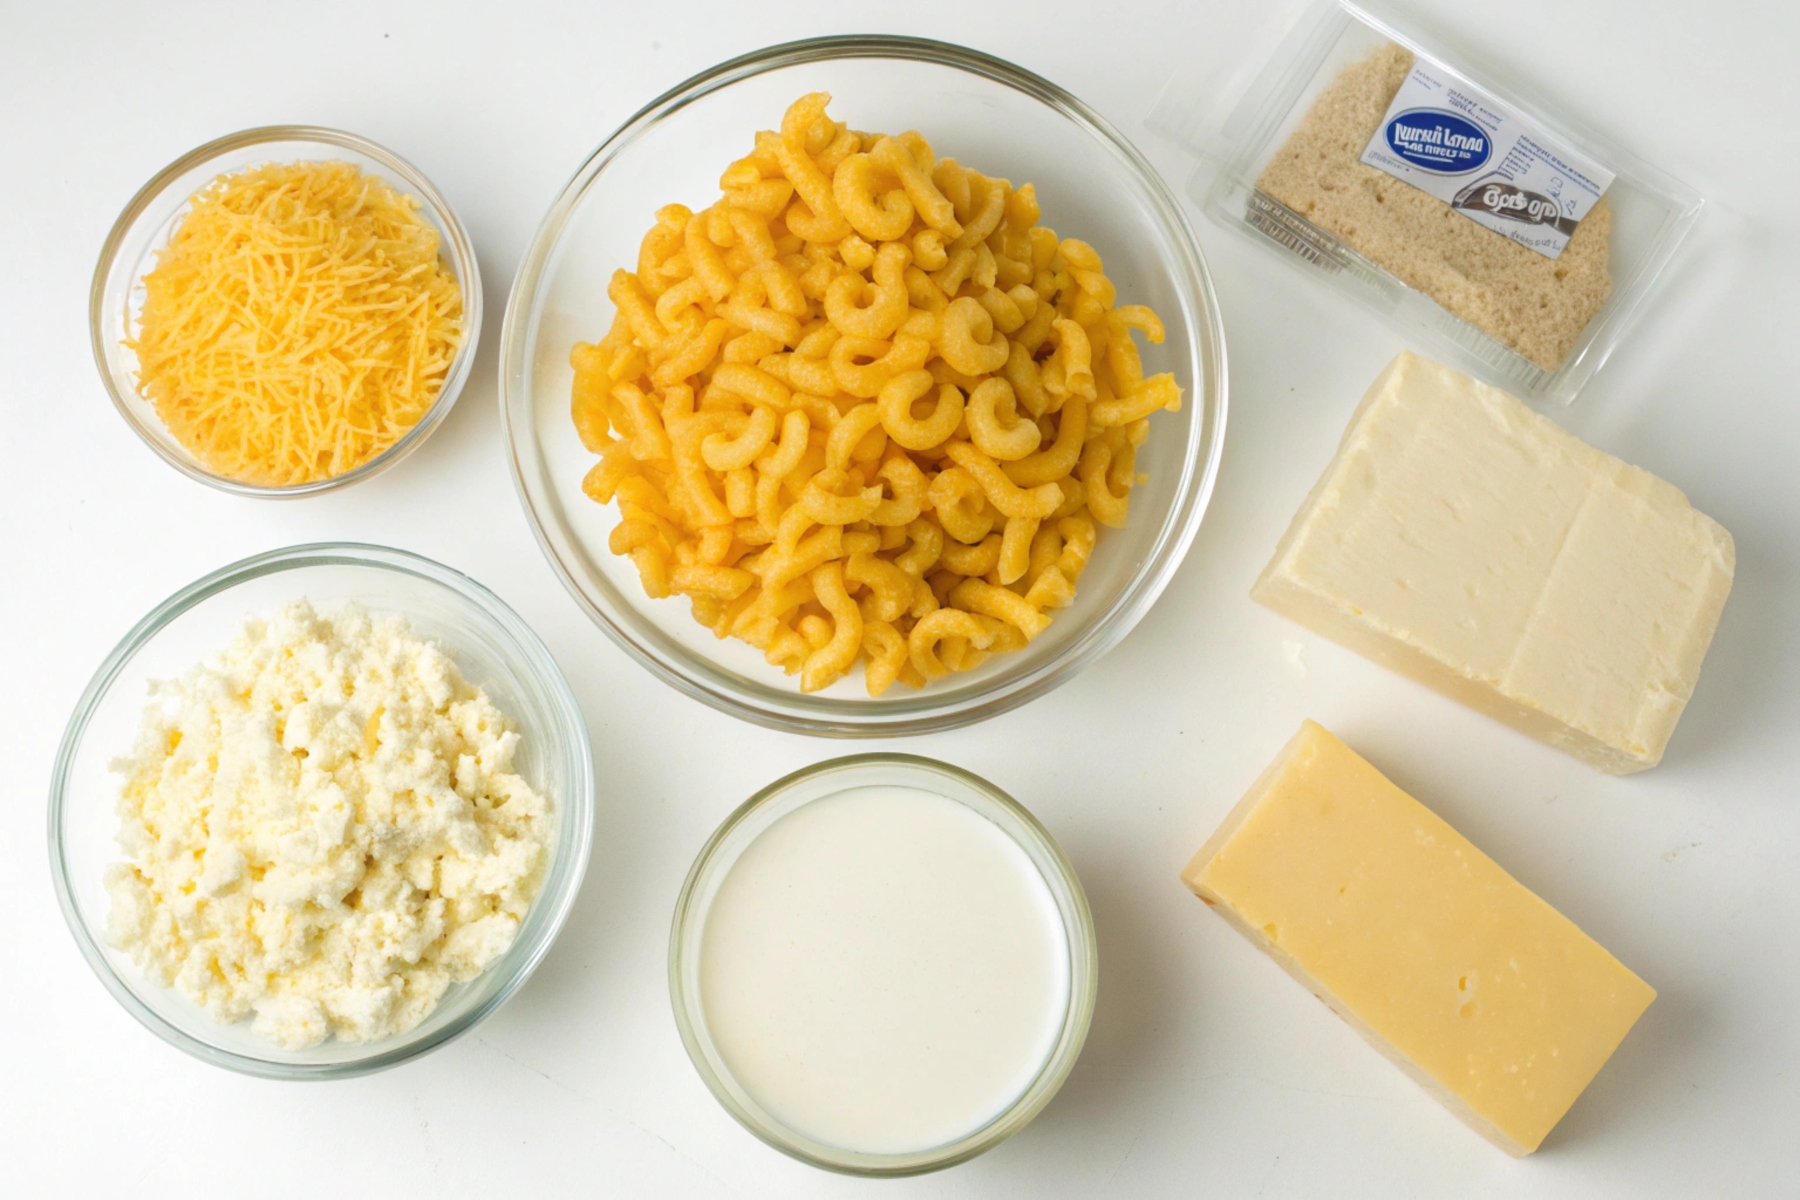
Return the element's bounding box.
[3,0,1796,1195]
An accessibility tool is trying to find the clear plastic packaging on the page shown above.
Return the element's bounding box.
[1149,0,1703,404]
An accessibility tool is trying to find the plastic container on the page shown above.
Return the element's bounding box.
[48,543,593,1078]
[501,35,1227,736]
[1150,0,1702,405]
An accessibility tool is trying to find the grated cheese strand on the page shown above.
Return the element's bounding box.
[129,160,464,486]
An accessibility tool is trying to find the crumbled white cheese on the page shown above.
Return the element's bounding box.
[104,600,553,1050]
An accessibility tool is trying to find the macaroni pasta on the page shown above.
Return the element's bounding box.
[570,94,1181,695]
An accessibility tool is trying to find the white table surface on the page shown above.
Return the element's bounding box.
[5,1,1796,1195]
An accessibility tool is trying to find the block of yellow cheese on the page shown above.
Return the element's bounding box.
[1253,351,1734,773]
[1183,721,1655,1155]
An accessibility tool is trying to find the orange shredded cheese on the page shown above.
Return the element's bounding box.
[128,160,464,486]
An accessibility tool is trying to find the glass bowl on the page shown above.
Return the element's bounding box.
[90,127,483,498]
[47,543,594,1078]
[500,35,1228,736]
[669,754,1097,1175]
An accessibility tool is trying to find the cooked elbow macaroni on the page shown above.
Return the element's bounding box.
[570,94,1181,695]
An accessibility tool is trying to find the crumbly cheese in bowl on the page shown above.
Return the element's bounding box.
[103,600,552,1050]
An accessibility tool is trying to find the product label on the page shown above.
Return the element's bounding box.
[1360,57,1613,259]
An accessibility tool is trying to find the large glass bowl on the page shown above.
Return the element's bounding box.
[501,35,1227,736]
[47,544,594,1078]
[90,127,483,498]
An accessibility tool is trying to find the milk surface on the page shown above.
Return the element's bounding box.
[699,784,1070,1155]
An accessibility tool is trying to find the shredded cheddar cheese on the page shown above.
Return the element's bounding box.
[129,161,464,486]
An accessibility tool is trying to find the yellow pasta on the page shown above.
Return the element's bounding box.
[569,94,1181,695]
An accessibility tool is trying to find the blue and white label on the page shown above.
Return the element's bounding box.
[1360,55,1614,259]
[1382,109,1493,173]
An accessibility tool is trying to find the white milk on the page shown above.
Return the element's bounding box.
[699,784,1070,1155]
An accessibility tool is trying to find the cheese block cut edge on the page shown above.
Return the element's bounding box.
[1250,568,1650,772]
[1190,860,1541,1156]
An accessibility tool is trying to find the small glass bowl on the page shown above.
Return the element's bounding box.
[90,127,483,497]
[47,543,594,1078]
[501,35,1228,735]
[669,754,1097,1176]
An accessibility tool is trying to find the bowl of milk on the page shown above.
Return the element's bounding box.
[669,755,1097,1175]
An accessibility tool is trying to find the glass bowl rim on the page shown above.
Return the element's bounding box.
[46,541,595,1079]
[89,125,485,499]
[498,33,1229,737]
[667,752,1099,1176]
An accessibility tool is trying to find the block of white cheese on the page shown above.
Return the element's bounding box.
[1183,720,1656,1155]
[1253,351,1734,773]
